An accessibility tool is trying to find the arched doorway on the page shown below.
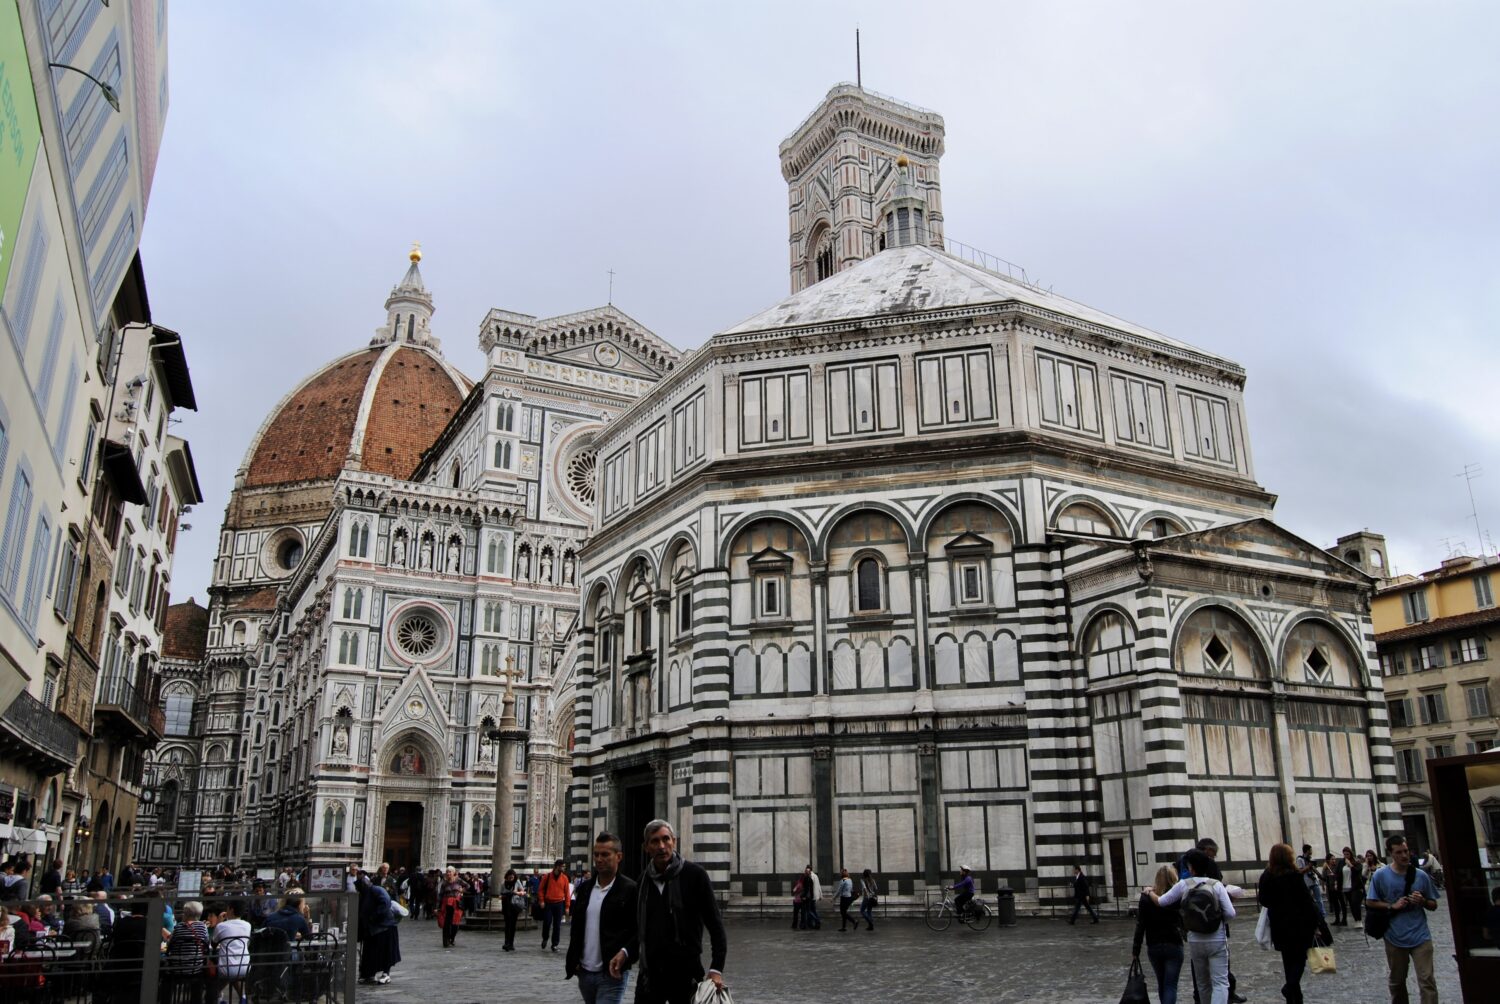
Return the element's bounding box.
[369,732,449,873]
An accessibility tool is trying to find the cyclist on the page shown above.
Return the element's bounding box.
[950,866,976,919]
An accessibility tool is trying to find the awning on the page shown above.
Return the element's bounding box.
[0,824,49,854]
[101,440,148,504]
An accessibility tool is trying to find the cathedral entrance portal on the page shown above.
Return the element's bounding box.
[383,801,424,872]
[620,778,655,882]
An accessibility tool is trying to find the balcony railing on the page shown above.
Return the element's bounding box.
[0,690,82,771]
[96,673,152,738]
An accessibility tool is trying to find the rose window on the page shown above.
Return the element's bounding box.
[395,614,439,658]
[566,449,598,510]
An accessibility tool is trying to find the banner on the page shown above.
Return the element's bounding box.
[0,1,43,297]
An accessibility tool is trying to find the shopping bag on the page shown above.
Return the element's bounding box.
[692,980,734,1004]
[1307,944,1336,974]
[1119,957,1150,1004]
[1254,907,1273,950]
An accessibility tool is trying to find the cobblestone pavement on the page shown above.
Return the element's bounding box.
[363,908,1463,1003]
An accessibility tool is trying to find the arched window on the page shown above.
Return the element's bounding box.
[1085,611,1137,681]
[494,440,513,469]
[338,630,361,665]
[231,621,247,645]
[163,690,193,736]
[855,557,884,612]
[342,588,363,620]
[450,460,462,488]
[496,404,515,432]
[348,520,370,558]
[1055,502,1116,536]
[271,702,281,726]
[1137,516,1184,540]
[322,802,345,843]
[158,780,179,832]
[471,808,492,845]
[486,536,505,574]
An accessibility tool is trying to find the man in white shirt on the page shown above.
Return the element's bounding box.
[211,899,253,987]
[565,833,638,1004]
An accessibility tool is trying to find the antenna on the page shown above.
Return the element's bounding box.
[1457,463,1488,556]
[856,26,862,89]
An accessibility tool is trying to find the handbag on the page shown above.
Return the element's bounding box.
[1307,943,1336,974]
[692,980,733,1004]
[1118,957,1150,1004]
[1253,906,1273,950]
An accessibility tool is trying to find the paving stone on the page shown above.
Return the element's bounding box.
[362,909,1463,1003]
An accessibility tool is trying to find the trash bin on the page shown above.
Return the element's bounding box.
[995,887,1017,926]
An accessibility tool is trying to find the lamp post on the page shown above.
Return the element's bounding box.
[486,656,528,903]
[47,62,120,111]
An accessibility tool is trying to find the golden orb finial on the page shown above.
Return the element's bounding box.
[895,154,910,168]
[409,241,422,263]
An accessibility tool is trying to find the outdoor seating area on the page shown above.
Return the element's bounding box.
[0,894,354,1004]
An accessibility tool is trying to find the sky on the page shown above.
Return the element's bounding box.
[139,0,1500,604]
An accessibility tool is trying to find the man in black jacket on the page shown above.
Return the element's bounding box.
[567,832,638,1004]
[609,819,726,1004]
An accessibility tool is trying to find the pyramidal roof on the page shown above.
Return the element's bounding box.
[723,244,1232,368]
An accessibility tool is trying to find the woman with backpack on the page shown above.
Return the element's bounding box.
[1146,849,1236,1004]
[1258,843,1321,1004]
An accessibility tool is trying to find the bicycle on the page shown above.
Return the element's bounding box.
[925,895,992,932]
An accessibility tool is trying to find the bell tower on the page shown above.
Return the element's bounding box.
[779,84,946,293]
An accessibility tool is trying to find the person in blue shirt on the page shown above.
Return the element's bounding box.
[1365,833,1439,1004]
[949,866,975,919]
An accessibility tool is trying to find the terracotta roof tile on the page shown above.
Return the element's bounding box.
[239,586,281,612]
[362,348,466,479]
[162,599,209,660]
[245,348,382,487]
[243,345,466,488]
[1376,606,1500,644]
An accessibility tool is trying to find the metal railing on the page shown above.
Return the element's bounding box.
[96,674,152,733]
[1,892,359,1003]
[0,689,82,767]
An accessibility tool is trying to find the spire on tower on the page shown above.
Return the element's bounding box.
[374,245,439,349]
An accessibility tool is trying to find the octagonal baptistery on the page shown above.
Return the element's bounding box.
[571,89,1397,910]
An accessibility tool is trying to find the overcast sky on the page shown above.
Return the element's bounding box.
[139,1,1500,604]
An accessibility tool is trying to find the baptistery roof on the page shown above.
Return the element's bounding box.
[241,340,471,488]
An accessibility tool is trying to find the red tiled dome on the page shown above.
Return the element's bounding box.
[243,344,468,488]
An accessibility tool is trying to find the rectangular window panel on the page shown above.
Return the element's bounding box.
[741,380,762,445]
[852,365,874,432]
[1476,573,1494,608]
[764,376,785,441]
[1036,351,1101,437]
[944,355,967,421]
[788,373,809,439]
[966,353,993,421]
[919,358,943,425]
[877,362,901,429]
[828,368,851,437]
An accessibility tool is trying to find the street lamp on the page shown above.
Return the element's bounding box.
[47,62,120,111]
[485,656,528,902]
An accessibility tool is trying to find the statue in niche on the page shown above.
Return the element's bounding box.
[478,738,494,765]
[562,551,575,585]
[517,546,531,580]
[446,538,461,573]
[391,534,407,568]
[332,724,350,755]
[540,549,554,582]
[419,536,434,570]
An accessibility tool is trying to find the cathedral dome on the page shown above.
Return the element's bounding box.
[241,341,470,488]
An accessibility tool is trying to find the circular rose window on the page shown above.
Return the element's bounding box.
[395,614,439,658]
[566,449,597,510]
